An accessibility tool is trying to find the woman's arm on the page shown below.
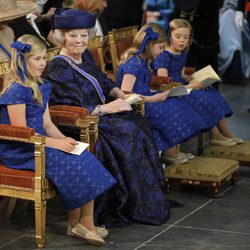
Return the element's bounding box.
[7,104,27,127]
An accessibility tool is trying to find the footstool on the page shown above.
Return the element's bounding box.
[165,157,239,198]
[204,141,250,166]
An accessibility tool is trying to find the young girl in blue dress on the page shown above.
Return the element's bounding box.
[117,22,209,165]
[153,18,243,146]
[0,34,116,246]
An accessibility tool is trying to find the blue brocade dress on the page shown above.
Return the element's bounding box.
[0,81,116,211]
[117,55,209,151]
[46,50,171,228]
[153,50,233,128]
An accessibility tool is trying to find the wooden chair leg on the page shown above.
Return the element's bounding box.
[35,201,46,248]
[6,198,18,218]
[212,182,221,198]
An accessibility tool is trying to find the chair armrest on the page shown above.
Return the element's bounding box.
[184,67,196,75]
[0,124,35,142]
[149,75,172,91]
[49,105,89,120]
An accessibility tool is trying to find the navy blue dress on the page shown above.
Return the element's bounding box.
[153,50,233,128]
[46,50,171,228]
[117,55,209,151]
[0,81,116,211]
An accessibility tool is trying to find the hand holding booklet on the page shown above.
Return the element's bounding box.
[48,141,89,155]
[189,65,220,87]
[125,93,143,104]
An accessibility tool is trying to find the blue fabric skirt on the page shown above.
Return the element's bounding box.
[94,110,170,227]
[0,141,116,211]
[145,97,209,151]
[182,87,233,128]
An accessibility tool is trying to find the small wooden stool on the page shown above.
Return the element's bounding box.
[165,157,239,198]
[204,141,250,166]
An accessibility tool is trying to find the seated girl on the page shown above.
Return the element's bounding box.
[117,22,210,164]
[0,35,116,246]
[152,18,243,146]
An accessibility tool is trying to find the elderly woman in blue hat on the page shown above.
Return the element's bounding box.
[46,8,171,228]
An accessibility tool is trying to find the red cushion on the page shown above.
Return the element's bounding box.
[0,164,35,189]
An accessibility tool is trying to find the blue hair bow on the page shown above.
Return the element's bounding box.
[136,27,159,55]
[11,41,32,82]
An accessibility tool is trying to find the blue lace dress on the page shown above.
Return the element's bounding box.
[117,55,209,151]
[153,50,233,128]
[0,81,116,211]
[46,50,171,228]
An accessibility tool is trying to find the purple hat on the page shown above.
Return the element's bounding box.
[52,8,96,30]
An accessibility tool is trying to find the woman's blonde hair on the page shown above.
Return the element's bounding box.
[168,18,192,45]
[1,35,46,105]
[120,22,167,64]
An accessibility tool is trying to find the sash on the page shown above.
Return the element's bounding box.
[55,55,106,104]
[0,43,11,59]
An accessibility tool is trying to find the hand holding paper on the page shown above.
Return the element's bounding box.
[125,93,143,104]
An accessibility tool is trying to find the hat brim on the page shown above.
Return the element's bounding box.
[0,2,37,22]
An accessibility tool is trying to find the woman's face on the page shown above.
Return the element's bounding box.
[27,49,46,77]
[64,29,89,57]
[151,42,166,58]
[170,27,190,53]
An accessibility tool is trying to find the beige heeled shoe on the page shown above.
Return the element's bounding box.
[69,223,105,246]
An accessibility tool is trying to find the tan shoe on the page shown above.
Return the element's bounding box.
[71,223,105,246]
[211,139,237,146]
[96,225,108,239]
[67,224,108,239]
[161,155,188,165]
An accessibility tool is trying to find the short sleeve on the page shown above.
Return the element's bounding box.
[0,83,31,105]
[121,56,144,77]
[153,51,170,71]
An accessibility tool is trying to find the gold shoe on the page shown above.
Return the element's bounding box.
[68,224,108,239]
[71,223,105,246]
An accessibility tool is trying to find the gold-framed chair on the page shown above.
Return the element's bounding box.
[88,36,106,73]
[108,26,138,79]
[0,108,91,248]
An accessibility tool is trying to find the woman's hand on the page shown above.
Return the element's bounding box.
[46,137,78,152]
[102,98,132,114]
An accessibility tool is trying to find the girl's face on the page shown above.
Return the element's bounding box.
[151,42,166,58]
[27,49,46,77]
[64,29,89,57]
[170,27,190,53]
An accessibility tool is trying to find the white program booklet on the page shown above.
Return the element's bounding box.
[125,93,143,104]
[167,85,193,97]
[189,65,220,87]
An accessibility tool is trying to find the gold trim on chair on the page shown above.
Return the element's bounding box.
[108,26,138,79]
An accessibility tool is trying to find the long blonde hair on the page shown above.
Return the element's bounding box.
[1,35,46,105]
[120,23,167,64]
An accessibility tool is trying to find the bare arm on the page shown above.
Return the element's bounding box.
[120,73,169,103]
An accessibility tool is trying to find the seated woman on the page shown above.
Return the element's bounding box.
[152,19,243,146]
[117,23,209,163]
[46,9,171,228]
[0,35,116,246]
